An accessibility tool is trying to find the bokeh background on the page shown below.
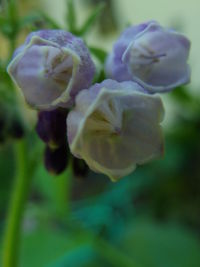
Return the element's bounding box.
[0,0,200,266]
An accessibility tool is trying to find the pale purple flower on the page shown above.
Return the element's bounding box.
[106,21,191,93]
[7,30,95,110]
[67,79,164,181]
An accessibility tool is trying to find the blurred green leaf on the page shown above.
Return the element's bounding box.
[89,46,107,64]
[121,219,200,267]
[0,15,6,26]
[6,0,17,19]
[19,224,99,267]
[66,0,77,33]
[20,227,71,267]
[170,86,191,102]
[37,11,62,29]
[0,14,15,38]
[77,3,105,36]
[47,244,99,267]
[19,13,42,29]
[4,0,19,38]
[1,23,14,38]
[92,69,106,84]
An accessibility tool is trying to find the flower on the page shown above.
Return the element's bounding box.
[106,21,191,93]
[67,79,164,181]
[7,30,95,110]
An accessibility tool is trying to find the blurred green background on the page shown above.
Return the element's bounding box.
[0,0,200,266]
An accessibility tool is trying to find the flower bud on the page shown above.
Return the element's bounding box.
[72,157,89,178]
[7,30,95,110]
[67,79,164,181]
[36,109,67,148]
[106,21,191,93]
[44,145,69,175]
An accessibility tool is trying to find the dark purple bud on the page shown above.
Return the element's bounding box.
[44,145,69,175]
[36,108,67,148]
[72,157,89,178]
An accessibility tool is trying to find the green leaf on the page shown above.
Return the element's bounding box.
[6,0,18,21]
[47,244,99,267]
[92,69,106,84]
[19,227,72,267]
[37,11,62,29]
[89,46,107,64]
[121,219,200,267]
[6,0,19,37]
[78,3,105,36]
[0,12,17,38]
[19,13,42,29]
[0,16,12,37]
[16,224,97,267]
[0,15,6,26]
[170,86,192,103]
[66,0,77,33]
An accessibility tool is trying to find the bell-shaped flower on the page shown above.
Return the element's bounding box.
[7,30,95,110]
[106,21,191,93]
[67,79,164,181]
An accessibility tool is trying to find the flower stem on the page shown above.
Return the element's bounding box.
[2,140,32,267]
[54,158,73,219]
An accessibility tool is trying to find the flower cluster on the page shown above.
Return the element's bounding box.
[7,21,191,181]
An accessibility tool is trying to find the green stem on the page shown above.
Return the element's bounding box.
[54,159,73,218]
[2,140,32,267]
